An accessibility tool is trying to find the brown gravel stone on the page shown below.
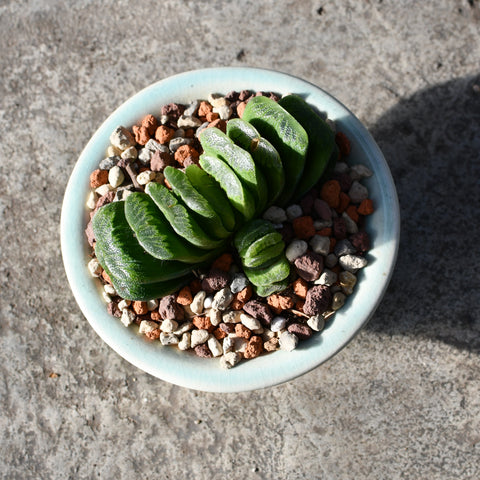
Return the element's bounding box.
[89,169,108,188]
[213,327,227,340]
[235,323,252,339]
[174,145,199,165]
[132,125,150,145]
[243,300,274,326]
[267,293,295,314]
[192,315,215,333]
[150,150,173,172]
[333,217,347,240]
[264,337,279,352]
[292,278,308,299]
[350,231,370,253]
[207,118,227,133]
[303,285,332,316]
[159,294,185,321]
[132,301,148,315]
[294,252,324,282]
[201,269,229,293]
[141,114,158,136]
[94,191,116,212]
[107,301,122,318]
[176,286,193,305]
[155,125,175,144]
[287,322,313,340]
[243,335,263,359]
[194,343,213,358]
[145,328,160,340]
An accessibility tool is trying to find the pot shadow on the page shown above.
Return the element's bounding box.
[365,74,480,353]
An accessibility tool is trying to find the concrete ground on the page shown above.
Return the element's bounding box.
[1,1,479,478]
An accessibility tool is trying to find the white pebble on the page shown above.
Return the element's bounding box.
[285,239,308,262]
[118,299,131,310]
[220,351,242,369]
[213,105,232,120]
[315,269,338,286]
[107,145,122,157]
[350,163,373,180]
[86,190,97,210]
[208,93,228,107]
[348,180,369,203]
[169,137,191,152]
[233,337,248,353]
[222,310,242,323]
[286,204,303,220]
[178,115,203,128]
[102,291,112,303]
[109,126,135,151]
[136,170,156,185]
[240,313,262,331]
[138,320,159,335]
[263,206,287,223]
[104,284,116,296]
[160,332,179,345]
[279,331,299,351]
[262,328,275,340]
[270,316,287,332]
[108,165,124,188]
[307,314,325,332]
[160,318,178,333]
[191,329,209,348]
[309,235,330,256]
[178,332,191,350]
[173,321,193,336]
[207,336,223,357]
[121,146,137,160]
[145,138,166,152]
[208,308,222,326]
[120,309,136,327]
[223,336,235,354]
[184,100,199,116]
[95,184,113,196]
[191,291,206,314]
[203,295,213,309]
[212,288,233,311]
[338,254,368,273]
[137,147,152,164]
[87,258,102,277]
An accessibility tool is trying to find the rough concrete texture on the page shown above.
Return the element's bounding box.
[1,1,480,478]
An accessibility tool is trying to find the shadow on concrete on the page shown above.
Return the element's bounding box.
[365,74,480,353]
